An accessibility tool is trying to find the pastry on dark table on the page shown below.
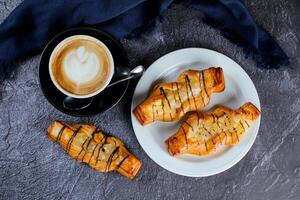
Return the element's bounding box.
[47,121,142,179]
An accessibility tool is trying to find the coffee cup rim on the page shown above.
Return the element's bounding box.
[48,34,114,99]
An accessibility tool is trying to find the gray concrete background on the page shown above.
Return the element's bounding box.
[0,0,299,199]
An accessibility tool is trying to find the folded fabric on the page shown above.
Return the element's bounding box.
[0,0,289,81]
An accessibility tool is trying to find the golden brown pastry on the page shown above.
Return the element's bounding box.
[134,67,225,126]
[166,102,260,156]
[47,121,141,179]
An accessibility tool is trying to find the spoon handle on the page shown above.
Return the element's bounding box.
[63,97,94,110]
[107,74,142,88]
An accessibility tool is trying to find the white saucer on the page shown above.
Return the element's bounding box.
[131,48,261,177]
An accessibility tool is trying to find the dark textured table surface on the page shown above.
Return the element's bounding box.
[0,0,300,199]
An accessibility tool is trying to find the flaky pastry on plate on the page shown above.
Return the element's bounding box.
[166,102,261,156]
[134,67,225,125]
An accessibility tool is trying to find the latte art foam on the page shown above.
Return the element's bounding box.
[50,36,113,96]
[63,46,101,84]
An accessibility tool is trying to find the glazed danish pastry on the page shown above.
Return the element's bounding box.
[134,67,225,125]
[166,102,261,156]
[47,121,142,179]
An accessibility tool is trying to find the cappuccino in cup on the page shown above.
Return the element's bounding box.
[49,35,114,98]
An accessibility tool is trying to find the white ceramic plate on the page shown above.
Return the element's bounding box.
[131,48,261,177]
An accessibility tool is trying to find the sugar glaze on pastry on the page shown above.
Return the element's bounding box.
[47,121,142,179]
[166,103,261,156]
[134,67,225,125]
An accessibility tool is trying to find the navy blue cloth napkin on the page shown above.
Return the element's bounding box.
[0,0,289,81]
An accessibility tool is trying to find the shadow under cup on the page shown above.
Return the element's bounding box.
[49,35,115,100]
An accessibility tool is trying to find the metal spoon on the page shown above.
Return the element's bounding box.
[63,65,145,110]
[107,65,144,88]
[63,96,94,111]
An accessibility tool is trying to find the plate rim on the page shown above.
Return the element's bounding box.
[131,47,261,177]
